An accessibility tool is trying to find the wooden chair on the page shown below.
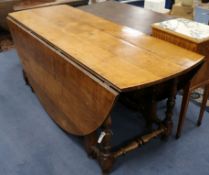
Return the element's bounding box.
[152,18,209,138]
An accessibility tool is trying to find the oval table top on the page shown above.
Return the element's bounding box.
[8,5,204,92]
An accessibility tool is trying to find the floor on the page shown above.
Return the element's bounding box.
[0,49,209,175]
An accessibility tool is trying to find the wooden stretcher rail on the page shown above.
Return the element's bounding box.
[112,127,166,158]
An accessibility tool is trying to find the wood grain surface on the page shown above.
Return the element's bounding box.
[14,0,89,11]
[79,1,173,35]
[152,27,209,89]
[7,5,205,169]
[8,5,204,92]
[8,19,118,136]
[0,0,88,30]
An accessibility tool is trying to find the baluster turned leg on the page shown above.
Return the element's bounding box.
[84,131,97,158]
[99,116,114,174]
[163,79,178,139]
[197,84,209,126]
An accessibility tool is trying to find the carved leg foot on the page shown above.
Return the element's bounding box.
[99,154,114,174]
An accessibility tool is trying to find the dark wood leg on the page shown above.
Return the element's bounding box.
[84,131,97,158]
[176,81,191,139]
[163,79,178,139]
[145,88,158,130]
[88,86,180,173]
[99,117,114,174]
[197,84,209,126]
[84,117,115,173]
[22,69,29,86]
[22,69,34,92]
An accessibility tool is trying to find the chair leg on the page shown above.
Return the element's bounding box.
[197,84,209,126]
[176,82,191,139]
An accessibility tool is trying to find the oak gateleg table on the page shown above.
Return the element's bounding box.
[7,4,203,173]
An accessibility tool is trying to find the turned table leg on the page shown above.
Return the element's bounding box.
[84,131,97,158]
[163,79,178,139]
[197,84,209,126]
[176,81,191,139]
[99,116,114,174]
[84,117,115,173]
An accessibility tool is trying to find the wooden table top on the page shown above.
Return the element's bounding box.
[8,5,203,92]
[13,0,88,11]
[79,1,173,35]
